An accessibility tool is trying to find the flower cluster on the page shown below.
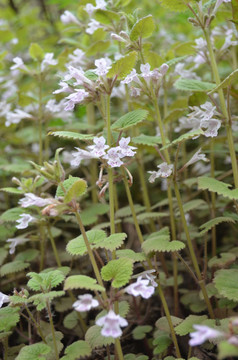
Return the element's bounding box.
[148,162,174,183]
[71,136,136,168]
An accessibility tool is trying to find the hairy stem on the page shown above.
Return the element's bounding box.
[46,300,59,360]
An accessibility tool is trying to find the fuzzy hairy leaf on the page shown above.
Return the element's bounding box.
[94,9,120,24]
[218,340,238,359]
[66,230,106,256]
[214,269,238,301]
[136,212,168,224]
[130,15,155,41]
[107,51,137,80]
[49,131,94,140]
[96,301,130,321]
[0,307,20,332]
[142,233,185,254]
[198,176,238,200]
[27,270,65,291]
[64,179,87,203]
[132,134,163,146]
[116,249,147,262]
[86,40,110,56]
[61,340,92,360]
[208,69,238,94]
[29,43,44,61]
[132,325,152,340]
[0,207,25,222]
[199,217,235,235]
[29,291,65,311]
[174,78,216,92]
[153,334,172,355]
[96,233,127,251]
[45,331,64,360]
[156,316,183,333]
[15,249,39,262]
[0,261,30,276]
[158,0,192,11]
[161,129,204,150]
[111,109,148,131]
[174,315,208,336]
[208,253,236,269]
[63,311,78,330]
[56,176,86,198]
[179,199,207,214]
[16,343,51,360]
[101,258,133,288]
[85,325,115,348]
[0,187,24,194]
[115,204,145,218]
[64,275,105,292]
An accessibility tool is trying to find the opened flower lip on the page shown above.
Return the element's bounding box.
[103,148,124,168]
[73,294,99,312]
[185,148,209,168]
[125,276,155,299]
[96,309,128,338]
[0,292,10,308]
[189,325,223,346]
[16,213,35,229]
[6,235,29,254]
[148,162,173,183]
[19,193,55,208]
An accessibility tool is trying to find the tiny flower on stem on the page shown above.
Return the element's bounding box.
[73,294,99,312]
[19,193,55,208]
[125,276,155,299]
[189,325,223,346]
[148,162,173,183]
[96,310,128,338]
[16,214,35,229]
[88,136,109,157]
[116,137,137,157]
[103,148,124,168]
[185,148,209,168]
[6,235,29,254]
[60,10,80,25]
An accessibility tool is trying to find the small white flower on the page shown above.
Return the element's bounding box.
[159,63,169,76]
[16,214,35,229]
[65,89,90,110]
[125,276,155,299]
[111,33,127,42]
[68,49,86,67]
[73,294,99,312]
[130,87,141,97]
[5,109,32,127]
[116,137,137,157]
[121,69,139,85]
[41,53,58,72]
[60,10,79,25]
[140,63,153,79]
[53,81,71,95]
[85,0,107,14]
[19,193,55,208]
[185,149,209,167]
[71,148,96,167]
[0,292,10,308]
[88,136,109,157]
[94,58,111,76]
[103,148,124,168]
[157,162,174,178]
[10,57,26,70]
[96,310,128,338]
[86,19,102,35]
[189,325,223,346]
[6,235,29,254]
[148,171,159,183]
[201,118,221,137]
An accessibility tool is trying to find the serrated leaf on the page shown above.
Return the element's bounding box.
[0,187,24,194]
[56,176,84,198]
[111,110,148,131]
[49,131,94,140]
[178,199,206,214]
[63,311,78,330]
[66,230,107,256]
[64,179,87,203]
[101,258,133,288]
[116,249,147,262]
[156,316,183,333]
[142,232,185,254]
[131,134,163,146]
[15,249,39,262]
[175,315,208,336]
[161,129,204,150]
[29,43,44,61]
[94,9,120,24]
[27,270,65,291]
[208,69,238,94]
[198,176,238,200]
[96,233,127,251]
[115,204,145,218]
[130,15,155,41]
[153,334,172,355]
[136,212,168,224]
[85,325,115,348]
[0,307,20,332]
[174,78,216,92]
[29,291,65,311]
[16,343,51,360]
[0,207,25,222]
[218,341,238,360]
[214,269,238,301]
[64,275,105,292]
[61,340,92,360]
[199,217,235,235]
[0,261,30,276]
[107,51,137,80]
[45,331,63,360]
[132,325,152,340]
[208,253,236,269]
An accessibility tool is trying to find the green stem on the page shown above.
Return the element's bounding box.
[3,337,8,360]
[115,338,124,360]
[46,300,59,360]
[38,72,43,165]
[157,281,181,358]
[204,28,238,188]
[210,140,217,257]
[74,211,107,301]
[173,180,215,319]
[86,104,98,203]
[25,306,46,343]
[47,226,61,267]
[39,225,45,271]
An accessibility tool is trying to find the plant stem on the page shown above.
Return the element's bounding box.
[47,226,61,267]
[204,28,238,188]
[115,338,124,360]
[74,211,107,301]
[38,72,43,165]
[46,300,59,360]
[39,225,45,271]
[210,140,217,256]
[173,180,215,319]
[157,281,181,358]
[25,306,46,343]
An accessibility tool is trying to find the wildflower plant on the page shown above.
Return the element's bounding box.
[0,0,238,359]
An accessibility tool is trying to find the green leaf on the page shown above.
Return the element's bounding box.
[136,212,168,224]
[66,230,107,256]
[214,269,238,301]
[208,253,236,269]
[142,230,185,254]
[174,78,216,92]
[96,301,130,321]
[1,261,30,276]
[199,217,235,235]
[49,131,94,140]
[132,325,152,340]
[27,270,65,291]
[161,129,204,151]
[178,199,206,214]
[29,43,45,61]
[132,134,163,146]
[153,334,172,355]
[198,176,238,200]
[61,340,92,360]
[94,9,120,24]
[86,40,110,56]
[101,258,133,288]
[115,204,145,218]
[64,275,105,292]
[174,315,208,336]
[16,343,51,360]
[111,110,148,131]
[116,249,147,262]
[130,15,155,41]
[208,69,238,94]
[107,51,137,80]
[85,325,115,348]
[15,249,40,262]
[0,307,20,332]
[0,249,8,266]
[0,187,24,194]
[56,176,85,198]
[0,207,25,222]
[64,179,87,203]
[96,233,127,251]
[156,316,183,333]
[63,311,78,330]
[29,291,65,311]
[218,340,238,359]
[158,0,191,11]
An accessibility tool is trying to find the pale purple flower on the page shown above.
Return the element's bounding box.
[60,10,80,25]
[71,148,96,167]
[116,137,137,157]
[85,3,95,15]
[94,58,111,76]
[228,336,238,346]
[185,149,209,167]
[73,294,99,312]
[140,63,153,79]
[41,53,58,72]
[159,63,169,76]
[0,292,10,308]
[214,0,231,13]
[189,325,223,346]
[130,87,141,97]
[88,136,109,157]
[6,235,29,254]
[148,162,173,183]
[125,276,155,299]
[201,118,221,137]
[85,0,107,14]
[5,109,32,127]
[53,81,71,95]
[121,69,139,84]
[86,19,102,35]
[67,66,92,86]
[68,49,86,67]
[96,310,128,338]
[16,214,35,229]
[148,171,159,183]
[103,148,124,168]
[19,193,55,208]
[65,89,90,110]
[10,57,26,70]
